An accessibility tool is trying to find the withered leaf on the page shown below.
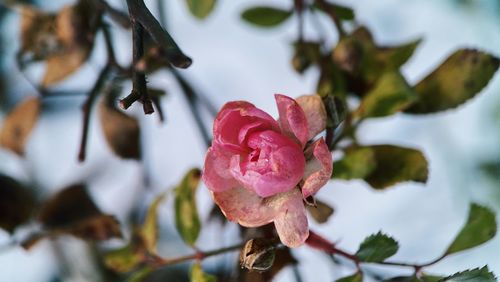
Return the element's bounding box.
[41,3,100,87]
[0,96,40,156]
[241,248,297,281]
[37,184,121,242]
[19,5,59,59]
[99,99,141,160]
[0,175,36,233]
[307,199,334,224]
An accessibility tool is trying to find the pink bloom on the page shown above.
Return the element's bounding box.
[202,94,332,247]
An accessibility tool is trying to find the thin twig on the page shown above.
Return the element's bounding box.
[172,70,212,148]
[314,0,346,37]
[148,242,245,267]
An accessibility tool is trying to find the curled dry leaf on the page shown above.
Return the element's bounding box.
[0,175,36,233]
[18,3,100,86]
[99,99,141,160]
[0,96,40,156]
[23,184,121,249]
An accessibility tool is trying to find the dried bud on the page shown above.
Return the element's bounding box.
[240,238,276,271]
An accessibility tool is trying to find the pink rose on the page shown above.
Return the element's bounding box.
[202,94,332,247]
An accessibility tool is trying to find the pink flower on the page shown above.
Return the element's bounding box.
[202,94,332,247]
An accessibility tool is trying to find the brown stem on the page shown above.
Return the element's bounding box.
[314,0,346,37]
[148,242,245,267]
[306,230,448,273]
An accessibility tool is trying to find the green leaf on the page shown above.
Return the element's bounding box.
[376,39,422,70]
[292,41,322,73]
[185,0,217,20]
[406,49,500,113]
[241,7,292,27]
[446,203,497,254]
[191,263,216,282]
[421,274,445,282]
[333,145,428,189]
[0,175,36,233]
[382,276,418,282]
[442,266,496,282]
[139,193,166,253]
[175,168,202,246]
[355,231,399,262]
[333,147,377,180]
[336,272,363,282]
[357,71,417,118]
[104,244,144,273]
[313,2,355,21]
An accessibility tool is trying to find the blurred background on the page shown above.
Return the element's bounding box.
[0,0,500,281]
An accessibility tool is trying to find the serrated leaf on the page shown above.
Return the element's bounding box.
[442,266,496,282]
[0,97,40,156]
[191,263,216,282]
[336,272,363,282]
[307,199,334,224]
[104,244,144,273]
[406,49,500,113]
[333,147,377,180]
[357,71,417,118]
[0,175,36,233]
[446,203,497,254]
[185,0,217,19]
[355,232,399,262]
[421,274,444,282]
[241,7,292,27]
[99,99,141,160]
[139,193,165,253]
[175,168,202,246]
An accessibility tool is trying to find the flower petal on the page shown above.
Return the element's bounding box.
[211,187,276,227]
[301,138,333,198]
[202,147,239,192]
[230,130,305,198]
[296,95,327,139]
[274,94,309,147]
[213,101,279,152]
[273,189,309,247]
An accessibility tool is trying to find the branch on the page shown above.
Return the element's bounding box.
[147,242,245,267]
[306,231,448,274]
[314,0,346,38]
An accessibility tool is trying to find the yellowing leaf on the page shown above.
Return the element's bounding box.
[357,71,416,118]
[174,168,202,246]
[99,99,141,159]
[406,49,500,113]
[104,244,144,273]
[139,194,166,253]
[191,263,216,282]
[185,0,217,20]
[0,97,40,156]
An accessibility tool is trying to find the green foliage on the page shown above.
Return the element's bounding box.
[333,145,428,189]
[406,49,500,113]
[185,0,217,20]
[191,263,216,282]
[175,168,202,246]
[376,39,422,70]
[336,272,363,282]
[355,232,399,262]
[313,1,355,20]
[442,266,496,282]
[446,203,497,254]
[357,71,416,118]
[241,6,292,27]
[0,175,35,233]
[127,266,153,282]
[292,41,322,73]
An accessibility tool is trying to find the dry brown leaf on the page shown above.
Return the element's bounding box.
[19,5,59,58]
[0,175,36,233]
[99,99,141,159]
[307,199,334,224]
[0,97,40,156]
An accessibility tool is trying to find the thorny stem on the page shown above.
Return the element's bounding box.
[306,230,448,275]
[148,242,246,267]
